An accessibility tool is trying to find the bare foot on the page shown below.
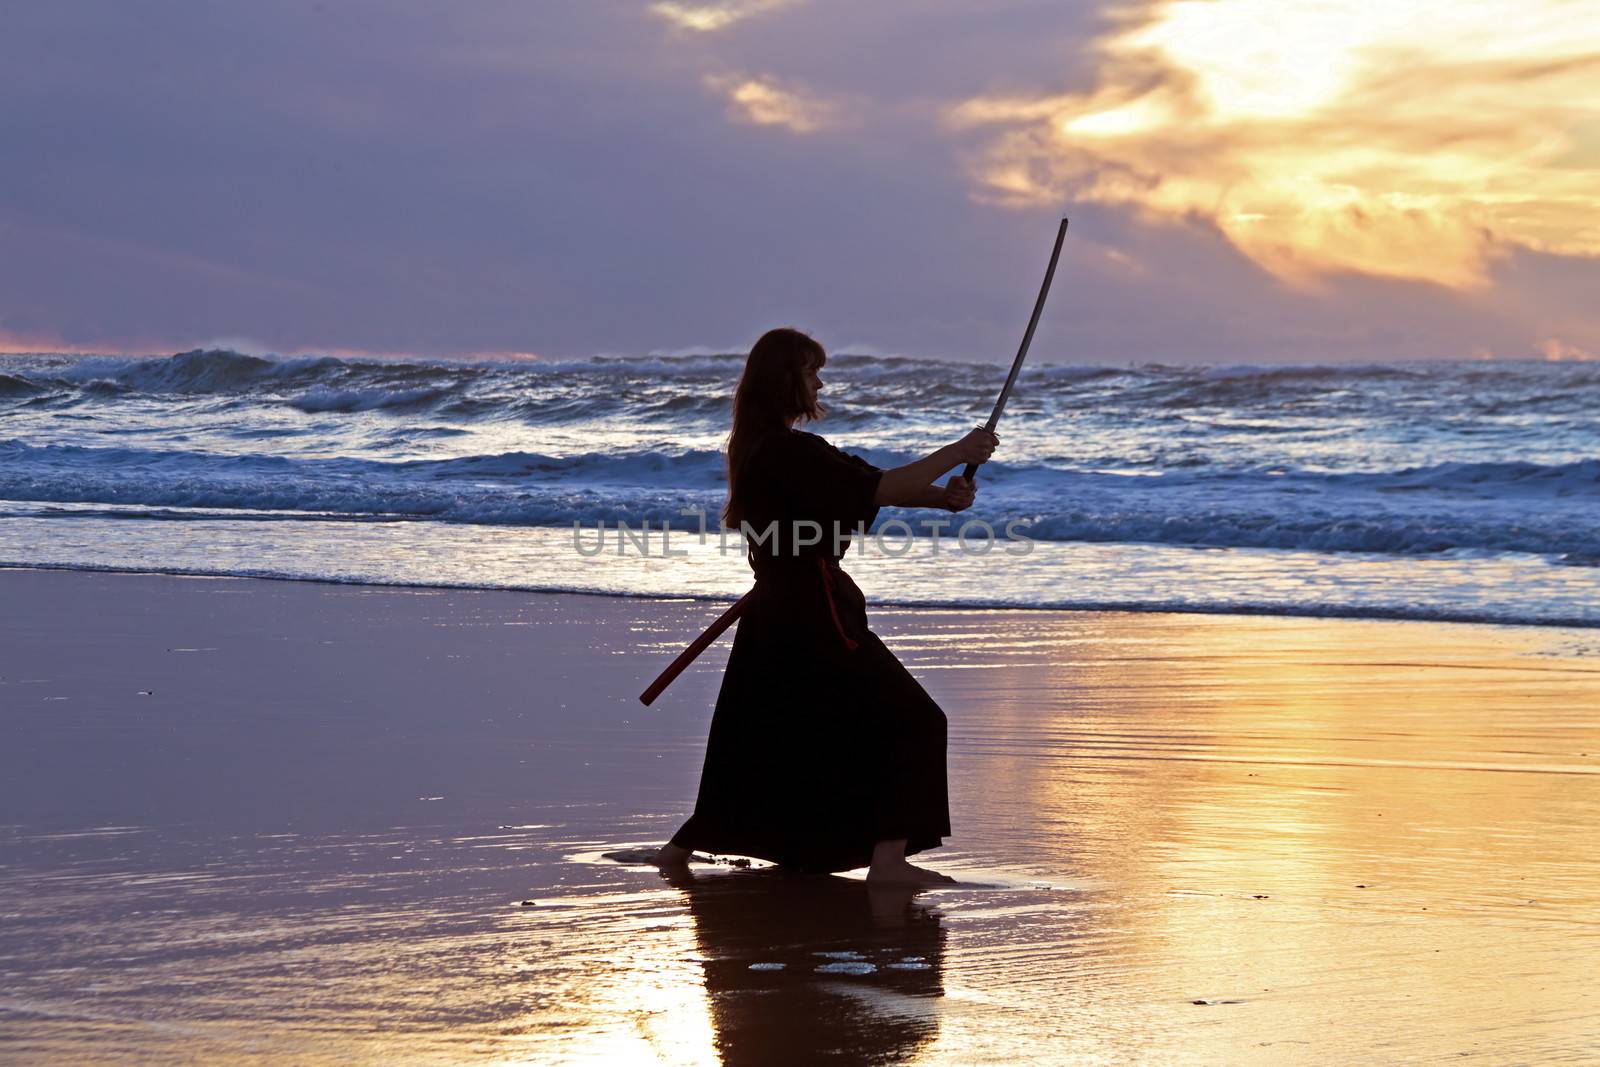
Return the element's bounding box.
[653,842,692,868]
[865,859,956,886]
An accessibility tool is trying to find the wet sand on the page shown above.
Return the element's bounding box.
[2,568,1597,1064]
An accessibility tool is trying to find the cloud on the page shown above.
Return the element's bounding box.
[650,0,796,33]
[951,0,1600,289]
[4,2,1594,362]
[704,73,836,132]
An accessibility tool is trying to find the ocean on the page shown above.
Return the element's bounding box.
[1,349,1596,627]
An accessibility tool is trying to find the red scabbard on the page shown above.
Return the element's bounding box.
[638,592,752,705]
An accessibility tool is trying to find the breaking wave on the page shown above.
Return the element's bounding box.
[2,349,1597,553]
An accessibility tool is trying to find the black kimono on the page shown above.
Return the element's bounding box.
[670,429,951,873]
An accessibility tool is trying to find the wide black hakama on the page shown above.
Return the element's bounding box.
[670,430,951,873]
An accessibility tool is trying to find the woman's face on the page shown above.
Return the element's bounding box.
[803,359,824,408]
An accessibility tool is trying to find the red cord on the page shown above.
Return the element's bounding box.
[816,557,860,652]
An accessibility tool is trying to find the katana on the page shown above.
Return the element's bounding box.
[962,216,1068,481]
[639,217,1069,706]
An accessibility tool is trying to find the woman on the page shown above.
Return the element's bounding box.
[655,328,997,885]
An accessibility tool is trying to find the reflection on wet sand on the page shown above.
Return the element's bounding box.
[667,869,945,1065]
[3,573,1598,1063]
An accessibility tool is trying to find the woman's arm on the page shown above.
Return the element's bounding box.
[873,428,996,507]
[902,483,952,508]
[900,477,978,511]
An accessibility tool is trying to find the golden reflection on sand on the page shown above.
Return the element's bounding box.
[907,612,1600,1063]
[668,869,945,1065]
[5,573,1597,1064]
[498,870,946,1065]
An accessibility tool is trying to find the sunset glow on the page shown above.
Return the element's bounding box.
[6,5,1600,1063]
[954,0,1600,288]
[6,2,1598,360]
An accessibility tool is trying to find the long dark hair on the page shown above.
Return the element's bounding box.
[722,327,825,527]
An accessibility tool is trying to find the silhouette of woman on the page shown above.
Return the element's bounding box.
[656,328,997,884]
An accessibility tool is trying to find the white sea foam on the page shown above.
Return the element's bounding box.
[3,349,1597,624]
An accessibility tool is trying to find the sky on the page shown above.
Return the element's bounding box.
[3,0,1598,364]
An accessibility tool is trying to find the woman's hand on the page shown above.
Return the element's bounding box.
[953,427,999,466]
[942,476,977,512]
[876,430,997,507]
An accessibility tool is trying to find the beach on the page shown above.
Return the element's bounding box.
[3,566,1596,1064]
[9,0,1600,1061]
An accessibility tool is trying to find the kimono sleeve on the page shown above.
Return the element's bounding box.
[791,433,882,530]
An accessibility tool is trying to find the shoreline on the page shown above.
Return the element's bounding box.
[5,559,1596,633]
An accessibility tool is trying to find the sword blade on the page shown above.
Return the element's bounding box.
[963,216,1069,480]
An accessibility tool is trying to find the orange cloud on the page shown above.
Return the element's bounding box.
[703,74,836,133]
[650,0,795,33]
[951,0,1600,289]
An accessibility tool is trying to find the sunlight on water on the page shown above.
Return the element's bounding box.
[3,503,1595,628]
